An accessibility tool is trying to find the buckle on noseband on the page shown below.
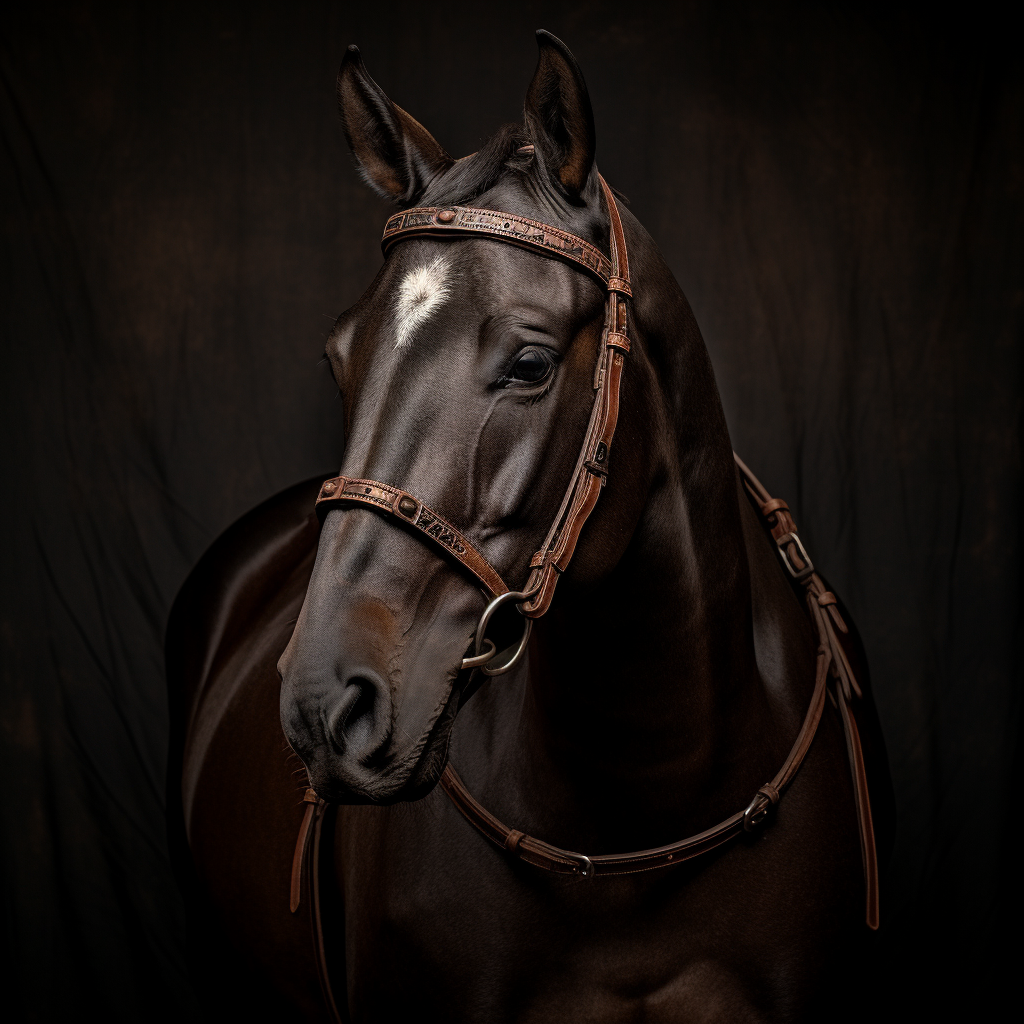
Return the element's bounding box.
[460,585,539,677]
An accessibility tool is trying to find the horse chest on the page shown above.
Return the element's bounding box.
[334,761,857,1023]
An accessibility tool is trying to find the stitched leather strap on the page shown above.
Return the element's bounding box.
[382,204,615,286]
[440,454,880,929]
[735,454,878,928]
[315,476,510,598]
[521,176,631,617]
[439,627,829,878]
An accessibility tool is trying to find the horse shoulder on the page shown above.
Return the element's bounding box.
[165,476,330,1020]
[166,475,325,722]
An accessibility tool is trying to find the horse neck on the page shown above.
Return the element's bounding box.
[517,244,774,836]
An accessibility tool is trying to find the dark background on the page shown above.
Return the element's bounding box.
[2,2,1019,1020]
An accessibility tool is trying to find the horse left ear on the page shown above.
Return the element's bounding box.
[337,45,454,205]
[524,31,597,201]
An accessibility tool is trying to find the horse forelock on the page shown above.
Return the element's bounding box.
[418,123,531,209]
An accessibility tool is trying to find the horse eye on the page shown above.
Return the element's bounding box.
[507,349,552,385]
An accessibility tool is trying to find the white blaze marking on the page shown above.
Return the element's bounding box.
[394,256,450,349]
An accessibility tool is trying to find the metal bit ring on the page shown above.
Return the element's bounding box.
[459,585,538,677]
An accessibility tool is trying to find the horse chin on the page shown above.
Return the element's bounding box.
[303,673,462,806]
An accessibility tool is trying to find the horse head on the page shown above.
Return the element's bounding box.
[278,32,708,805]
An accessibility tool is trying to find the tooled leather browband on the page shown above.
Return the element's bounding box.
[382,204,631,294]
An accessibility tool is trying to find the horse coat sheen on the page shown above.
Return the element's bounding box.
[168,31,894,1023]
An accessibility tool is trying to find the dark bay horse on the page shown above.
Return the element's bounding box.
[167,32,893,1023]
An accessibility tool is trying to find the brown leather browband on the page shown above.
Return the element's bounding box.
[304,177,879,940]
[381,204,629,292]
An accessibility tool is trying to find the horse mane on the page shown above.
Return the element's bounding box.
[418,121,629,223]
[419,123,532,208]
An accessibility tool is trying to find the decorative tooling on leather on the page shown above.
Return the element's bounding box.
[315,477,510,598]
[382,205,614,285]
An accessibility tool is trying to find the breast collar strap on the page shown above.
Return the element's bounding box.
[440,455,879,931]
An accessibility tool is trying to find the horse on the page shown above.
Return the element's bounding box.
[167,31,894,1023]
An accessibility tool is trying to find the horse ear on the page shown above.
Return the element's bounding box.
[524,31,596,200]
[337,45,454,205]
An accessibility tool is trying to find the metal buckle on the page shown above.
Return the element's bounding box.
[566,852,594,878]
[742,787,778,832]
[776,532,815,582]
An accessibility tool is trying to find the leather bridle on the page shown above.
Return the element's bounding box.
[314,174,632,675]
[294,175,879,982]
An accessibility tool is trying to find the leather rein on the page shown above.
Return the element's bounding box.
[291,179,879,978]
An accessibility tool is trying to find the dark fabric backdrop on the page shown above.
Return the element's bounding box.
[2,2,1019,1020]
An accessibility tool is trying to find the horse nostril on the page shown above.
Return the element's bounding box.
[325,670,389,762]
[346,678,377,733]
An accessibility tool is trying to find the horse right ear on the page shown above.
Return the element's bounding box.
[524,31,596,201]
[337,46,454,205]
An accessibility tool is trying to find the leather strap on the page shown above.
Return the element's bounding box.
[439,620,829,879]
[288,787,343,1024]
[521,176,630,617]
[382,204,616,287]
[309,802,343,1024]
[289,787,320,914]
[439,453,880,929]
[315,476,510,598]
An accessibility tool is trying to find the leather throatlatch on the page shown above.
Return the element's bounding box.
[303,174,878,947]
